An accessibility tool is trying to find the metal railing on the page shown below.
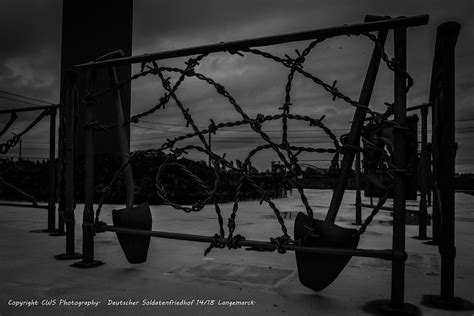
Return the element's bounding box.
[69,14,431,312]
[0,104,60,233]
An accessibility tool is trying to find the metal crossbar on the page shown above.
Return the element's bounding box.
[100,224,397,261]
[357,203,422,215]
[0,104,59,115]
[0,202,48,209]
[74,15,428,69]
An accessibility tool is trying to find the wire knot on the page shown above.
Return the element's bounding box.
[227,218,236,233]
[185,58,200,69]
[330,80,338,101]
[208,119,218,134]
[226,234,245,250]
[204,233,225,256]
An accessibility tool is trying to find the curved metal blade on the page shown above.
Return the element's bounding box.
[112,203,152,264]
[294,212,360,291]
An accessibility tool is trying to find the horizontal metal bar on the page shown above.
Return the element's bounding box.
[358,202,421,215]
[367,102,431,120]
[103,225,395,260]
[0,202,48,209]
[75,15,429,70]
[407,102,431,112]
[0,104,59,115]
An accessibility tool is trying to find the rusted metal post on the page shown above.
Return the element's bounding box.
[429,154,440,245]
[52,174,66,235]
[30,108,57,232]
[388,26,410,312]
[72,70,104,268]
[45,107,57,232]
[423,22,472,310]
[81,72,97,263]
[354,150,362,225]
[54,210,66,236]
[55,72,81,260]
[50,106,65,237]
[427,142,432,207]
[65,89,76,255]
[413,106,429,240]
[420,106,429,238]
[208,133,212,167]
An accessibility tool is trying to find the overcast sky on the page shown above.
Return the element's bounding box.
[0,0,473,172]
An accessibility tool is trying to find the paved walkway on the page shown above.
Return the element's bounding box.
[1,190,473,315]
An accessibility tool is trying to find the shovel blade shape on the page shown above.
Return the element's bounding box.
[294,212,360,291]
[112,203,152,264]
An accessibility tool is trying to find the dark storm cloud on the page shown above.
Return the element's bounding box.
[0,1,61,158]
[133,0,347,50]
[0,0,62,104]
[0,1,61,56]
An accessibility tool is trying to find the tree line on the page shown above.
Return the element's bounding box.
[0,153,290,205]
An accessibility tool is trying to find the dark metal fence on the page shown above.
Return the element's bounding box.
[58,13,469,313]
[0,104,59,233]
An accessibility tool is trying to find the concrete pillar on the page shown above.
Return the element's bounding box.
[60,0,133,155]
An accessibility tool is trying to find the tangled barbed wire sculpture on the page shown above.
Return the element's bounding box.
[88,31,414,254]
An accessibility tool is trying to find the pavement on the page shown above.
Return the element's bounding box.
[0,189,473,315]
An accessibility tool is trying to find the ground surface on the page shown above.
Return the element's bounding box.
[0,189,473,315]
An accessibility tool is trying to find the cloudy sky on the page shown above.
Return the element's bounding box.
[0,0,473,172]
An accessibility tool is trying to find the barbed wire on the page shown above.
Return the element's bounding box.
[86,29,413,254]
[0,109,50,154]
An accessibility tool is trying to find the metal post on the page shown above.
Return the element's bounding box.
[386,27,411,313]
[413,106,429,240]
[54,210,66,236]
[72,70,104,268]
[423,21,472,310]
[354,150,362,225]
[427,142,432,208]
[208,133,212,167]
[440,68,456,296]
[45,108,57,232]
[55,72,81,260]
[425,141,440,246]
[430,149,440,244]
[49,106,65,236]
